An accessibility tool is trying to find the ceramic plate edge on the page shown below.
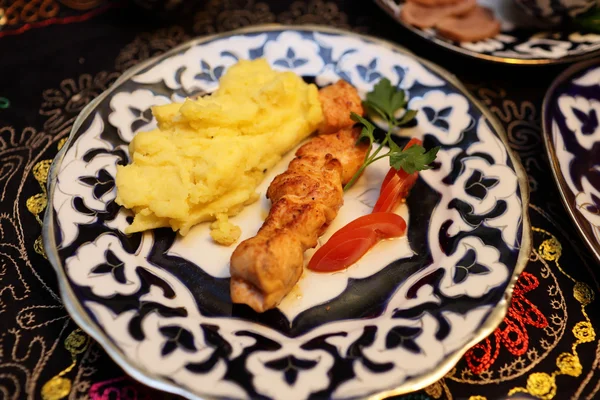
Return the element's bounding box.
[541,57,600,263]
[42,23,532,400]
[374,0,600,66]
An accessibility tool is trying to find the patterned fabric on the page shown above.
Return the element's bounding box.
[0,1,599,400]
[0,0,117,38]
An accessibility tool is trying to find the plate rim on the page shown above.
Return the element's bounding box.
[542,57,600,263]
[42,23,532,400]
[374,0,600,66]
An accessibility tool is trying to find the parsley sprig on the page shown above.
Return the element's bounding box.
[343,78,440,191]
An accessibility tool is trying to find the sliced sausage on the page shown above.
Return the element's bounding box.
[436,6,501,42]
[400,0,477,29]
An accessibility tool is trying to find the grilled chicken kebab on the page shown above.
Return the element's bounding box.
[229,80,368,312]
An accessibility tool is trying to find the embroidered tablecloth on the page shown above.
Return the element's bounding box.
[1,1,599,399]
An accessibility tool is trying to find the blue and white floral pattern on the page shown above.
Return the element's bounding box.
[108,90,171,142]
[545,60,600,261]
[376,0,600,63]
[405,90,471,145]
[264,31,325,75]
[44,27,529,400]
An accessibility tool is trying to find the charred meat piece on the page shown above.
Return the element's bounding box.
[318,80,364,134]
[230,128,368,312]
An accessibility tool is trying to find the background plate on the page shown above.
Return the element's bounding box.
[376,0,600,65]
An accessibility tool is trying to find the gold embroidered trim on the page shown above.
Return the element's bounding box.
[508,227,596,399]
[41,329,90,400]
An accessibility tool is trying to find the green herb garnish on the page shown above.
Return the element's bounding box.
[575,6,600,33]
[343,78,440,191]
[389,143,440,174]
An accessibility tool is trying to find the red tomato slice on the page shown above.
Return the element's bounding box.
[380,167,398,196]
[372,171,417,213]
[308,228,377,272]
[404,137,423,149]
[328,212,407,242]
[380,137,422,191]
[307,213,407,272]
[377,171,401,208]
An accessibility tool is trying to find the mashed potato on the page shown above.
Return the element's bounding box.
[115,59,324,244]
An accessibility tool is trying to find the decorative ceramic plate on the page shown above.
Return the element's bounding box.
[43,25,530,400]
[376,0,600,65]
[543,58,600,262]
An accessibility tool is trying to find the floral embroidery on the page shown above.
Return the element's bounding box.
[464,272,548,375]
[39,72,120,137]
[115,26,190,72]
[193,0,275,35]
[89,376,154,400]
[506,227,597,399]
